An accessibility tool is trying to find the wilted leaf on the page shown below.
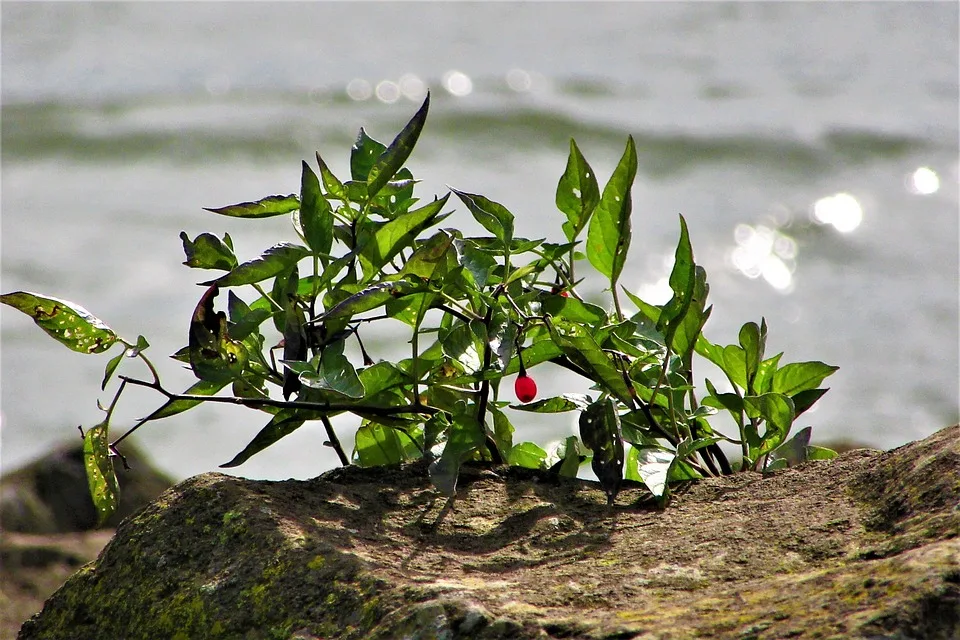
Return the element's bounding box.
[188,285,247,383]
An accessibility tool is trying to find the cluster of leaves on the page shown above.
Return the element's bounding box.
[2,93,838,524]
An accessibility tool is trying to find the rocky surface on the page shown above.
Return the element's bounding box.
[16,424,960,639]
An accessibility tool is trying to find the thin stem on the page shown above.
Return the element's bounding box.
[118,375,438,416]
[320,415,349,465]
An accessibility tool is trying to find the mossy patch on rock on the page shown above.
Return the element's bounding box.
[18,425,960,640]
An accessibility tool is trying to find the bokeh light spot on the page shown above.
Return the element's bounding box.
[728,224,796,292]
[399,73,426,101]
[811,192,863,233]
[443,70,473,97]
[346,78,372,101]
[908,167,940,195]
[375,80,401,104]
[506,68,532,92]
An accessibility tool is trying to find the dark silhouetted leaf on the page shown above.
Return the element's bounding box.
[298,161,333,256]
[579,397,625,504]
[188,285,248,383]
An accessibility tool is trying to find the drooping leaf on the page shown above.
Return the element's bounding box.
[451,189,515,248]
[579,397,625,504]
[298,161,334,257]
[556,138,600,242]
[626,446,674,499]
[82,421,120,526]
[187,284,248,383]
[586,135,637,284]
[320,280,422,321]
[350,128,386,182]
[354,422,407,466]
[203,194,299,219]
[508,441,548,470]
[511,393,592,413]
[220,409,310,468]
[541,295,607,327]
[1,291,118,354]
[429,408,486,496]
[285,344,365,399]
[180,231,238,270]
[367,92,430,199]
[280,268,307,400]
[201,243,310,287]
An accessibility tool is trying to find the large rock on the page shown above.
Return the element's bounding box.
[18,425,959,639]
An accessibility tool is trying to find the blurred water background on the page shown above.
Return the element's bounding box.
[2,2,958,480]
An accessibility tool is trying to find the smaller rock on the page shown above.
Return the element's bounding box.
[1,438,174,533]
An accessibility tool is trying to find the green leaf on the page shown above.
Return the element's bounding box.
[359,194,450,280]
[321,280,422,321]
[743,393,796,455]
[101,348,125,390]
[354,423,407,466]
[203,194,299,219]
[1,291,118,354]
[358,361,410,398]
[451,189,515,248]
[508,441,548,470]
[666,266,710,362]
[142,378,229,421]
[772,361,839,396]
[556,138,600,242]
[791,387,830,417]
[429,408,486,495]
[315,151,346,200]
[541,295,607,327]
[739,319,767,393]
[400,230,457,280]
[298,161,334,257]
[201,243,310,287]
[627,447,674,499]
[658,215,696,336]
[350,128,386,182]
[220,409,310,468]
[285,346,365,399]
[82,421,120,526]
[511,393,592,413]
[557,436,583,478]
[586,135,637,284]
[579,397,625,504]
[546,317,633,406]
[440,322,484,374]
[179,231,238,270]
[367,92,430,199]
[766,426,812,468]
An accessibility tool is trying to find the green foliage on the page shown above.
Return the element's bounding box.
[2,93,839,522]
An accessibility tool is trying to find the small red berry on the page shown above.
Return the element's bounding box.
[515,374,537,403]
